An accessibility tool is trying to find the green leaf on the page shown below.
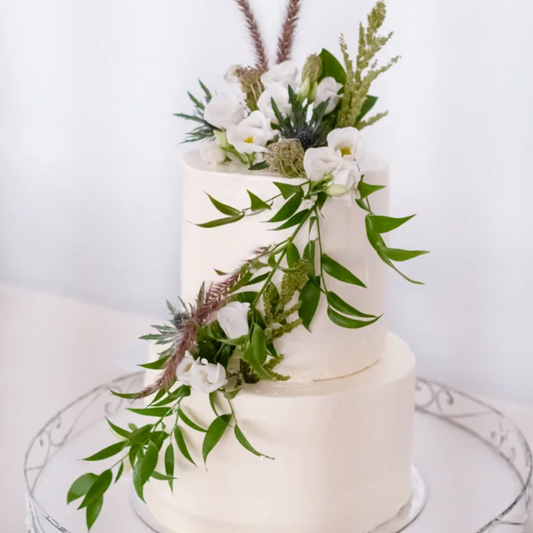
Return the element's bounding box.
[249,161,269,171]
[164,444,175,490]
[202,414,232,464]
[86,496,103,531]
[206,194,241,216]
[244,272,270,286]
[319,48,347,84]
[327,307,382,329]
[286,243,300,268]
[188,90,205,110]
[358,181,386,200]
[199,79,212,101]
[272,209,310,231]
[247,190,271,212]
[365,217,424,285]
[67,473,97,504]
[382,247,429,262]
[327,292,376,319]
[178,408,207,432]
[141,440,159,484]
[303,240,317,277]
[356,95,378,122]
[83,441,126,462]
[209,391,220,416]
[322,254,366,287]
[242,325,272,379]
[196,214,245,229]
[115,462,124,484]
[151,471,175,481]
[150,430,169,450]
[138,356,169,370]
[109,389,139,400]
[78,469,112,510]
[355,198,371,212]
[267,193,303,223]
[273,181,303,199]
[174,426,197,466]
[127,407,172,418]
[234,425,272,459]
[367,214,415,234]
[127,425,153,445]
[133,457,145,502]
[106,419,130,439]
[299,277,321,331]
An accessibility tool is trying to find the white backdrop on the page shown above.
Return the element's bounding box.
[1,0,533,403]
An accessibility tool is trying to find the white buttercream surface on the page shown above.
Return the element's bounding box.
[143,332,415,533]
[180,150,390,380]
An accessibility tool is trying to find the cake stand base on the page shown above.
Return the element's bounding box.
[130,466,427,533]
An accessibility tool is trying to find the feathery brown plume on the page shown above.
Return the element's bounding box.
[276,0,302,64]
[137,246,272,399]
[233,0,269,71]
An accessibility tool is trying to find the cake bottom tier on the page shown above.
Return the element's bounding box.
[143,332,415,533]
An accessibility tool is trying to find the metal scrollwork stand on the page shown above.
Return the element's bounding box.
[24,375,532,533]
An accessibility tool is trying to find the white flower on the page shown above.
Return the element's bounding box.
[257,84,291,122]
[189,359,228,394]
[327,160,361,204]
[303,147,340,181]
[176,352,196,385]
[199,141,226,164]
[217,301,250,339]
[314,77,343,114]
[226,111,274,154]
[261,61,299,89]
[327,127,364,161]
[204,91,246,130]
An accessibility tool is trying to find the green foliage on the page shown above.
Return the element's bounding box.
[321,253,366,287]
[319,48,347,84]
[174,80,218,143]
[234,425,273,459]
[272,86,335,150]
[202,414,232,464]
[336,1,400,129]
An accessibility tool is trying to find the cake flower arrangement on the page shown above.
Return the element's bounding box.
[67,1,427,529]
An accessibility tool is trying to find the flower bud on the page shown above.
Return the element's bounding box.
[301,54,323,84]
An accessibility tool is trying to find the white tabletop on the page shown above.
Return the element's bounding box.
[2,282,533,532]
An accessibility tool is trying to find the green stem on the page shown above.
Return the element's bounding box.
[314,206,329,295]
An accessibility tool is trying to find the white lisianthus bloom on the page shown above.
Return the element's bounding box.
[261,61,299,89]
[303,147,340,181]
[327,161,362,204]
[314,77,343,114]
[257,84,291,122]
[204,91,246,130]
[327,127,364,161]
[175,352,196,385]
[199,141,226,164]
[217,301,250,339]
[226,111,274,154]
[189,359,228,394]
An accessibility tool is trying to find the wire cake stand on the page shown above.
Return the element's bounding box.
[24,375,532,533]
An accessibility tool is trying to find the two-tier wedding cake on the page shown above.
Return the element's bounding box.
[67,2,427,532]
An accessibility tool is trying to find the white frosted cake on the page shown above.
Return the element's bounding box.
[142,151,416,533]
[68,4,427,531]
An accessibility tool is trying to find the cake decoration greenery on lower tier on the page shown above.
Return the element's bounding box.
[68,0,428,529]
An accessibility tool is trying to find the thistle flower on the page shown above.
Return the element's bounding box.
[265,139,305,178]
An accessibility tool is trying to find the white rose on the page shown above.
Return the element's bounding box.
[176,352,196,385]
[204,91,246,130]
[327,127,364,161]
[199,141,226,164]
[257,84,291,122]
[217,301,250,339]
[261,61,299,89]
[226,111,274,154]
[314,77,343,114]
[189,359,228,394]
[303,147,340,181]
